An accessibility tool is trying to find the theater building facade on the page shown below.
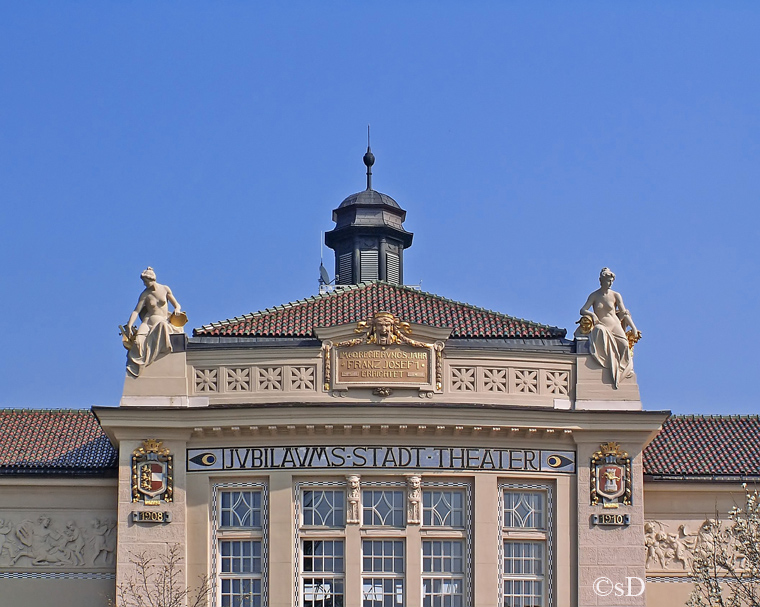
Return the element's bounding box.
[1,153,758,607]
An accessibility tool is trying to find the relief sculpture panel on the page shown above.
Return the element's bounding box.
[644,519,746,572]
[0,513,116,569]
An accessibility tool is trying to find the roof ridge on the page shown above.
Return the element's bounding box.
[0,408,92,414]
[195,281,563,334]
[667,414,760,420]
[196,283,363,332]
[372,281,561,330]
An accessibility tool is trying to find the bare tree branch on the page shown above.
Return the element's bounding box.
[108,544,210,607]
[688,485,760,607]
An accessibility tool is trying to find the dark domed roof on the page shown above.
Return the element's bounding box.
[338,189,401,209]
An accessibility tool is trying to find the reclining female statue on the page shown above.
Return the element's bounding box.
[579,268,641,388]
[121,267,185,378]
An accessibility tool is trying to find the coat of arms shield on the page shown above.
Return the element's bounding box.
[596,463,626,501]
[132,439,173,506]
[138,460,168,498]
[590,442,632,508]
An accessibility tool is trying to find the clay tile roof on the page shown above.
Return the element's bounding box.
[194,281,567,339]
[643,415,760,479]
[0,409,117,475]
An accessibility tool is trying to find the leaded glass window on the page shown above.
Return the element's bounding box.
[423,490,465,528]
[503,541,543,577]
[502,489,548,607]
[422,540,465,607]
[303,490,345,527]
[221,540,262,575]
[304,540,344,574]
[503,491,544,530]
[221,490,262,528]
[363,490,404,527]
[303,540,345,607]
[216,486,266,607]
[362,540,405,607]
[221,578,262,607]
[503,578,543,607]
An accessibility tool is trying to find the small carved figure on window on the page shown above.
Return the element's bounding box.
[406,475,422,525]
[346,475,361,524]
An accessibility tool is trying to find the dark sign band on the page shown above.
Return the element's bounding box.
[187,446,575,473]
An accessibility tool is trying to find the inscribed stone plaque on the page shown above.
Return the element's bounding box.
[336,344,430,385]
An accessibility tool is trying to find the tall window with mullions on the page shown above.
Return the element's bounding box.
[362,539,405,606]
[300,489,346,607]
[422,488,467,607]
[500,486,551,607]
[217,488,266,607]
[362,488,406,606]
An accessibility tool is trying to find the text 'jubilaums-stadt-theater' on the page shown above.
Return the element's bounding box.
[1,148,759,607]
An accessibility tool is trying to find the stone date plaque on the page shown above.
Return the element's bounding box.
[132,510,172,524]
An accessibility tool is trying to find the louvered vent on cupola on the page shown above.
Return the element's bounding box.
[386,252,400,284]
[360,250,379,281]
[338,253,353,285]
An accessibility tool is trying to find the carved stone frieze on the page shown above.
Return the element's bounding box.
[226,368,251,392]
[193,365,318,394]
[483,368,508,392]
[545,371,569,395]
[448,366,572,397]
[257,367,283,390]
[644,519,747,572]
[514,369,538,394]
[0,514,116,569]
[645,520,696,571]
[290,366,315,391]
[451,367,476,392]
[195,368,218,392]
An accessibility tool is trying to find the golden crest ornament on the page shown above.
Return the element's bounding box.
[590,442,632,508]
[131,439,173,506]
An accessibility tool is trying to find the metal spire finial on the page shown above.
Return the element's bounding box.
[363,124,375,190]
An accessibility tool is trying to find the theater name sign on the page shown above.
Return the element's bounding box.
[187,446,576,474]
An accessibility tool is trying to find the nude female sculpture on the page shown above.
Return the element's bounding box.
[579,268,641,388]
[122,267,185,377]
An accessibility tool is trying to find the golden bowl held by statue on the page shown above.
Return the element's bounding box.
[169,311,188,327]
[578,316,594,334]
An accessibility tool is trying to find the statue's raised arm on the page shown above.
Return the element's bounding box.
[120,267,187,378]
[578,268,641,388]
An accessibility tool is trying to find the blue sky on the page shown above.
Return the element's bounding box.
[1,3,758,414]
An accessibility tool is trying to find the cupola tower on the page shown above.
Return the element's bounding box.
[324,143,413,285]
